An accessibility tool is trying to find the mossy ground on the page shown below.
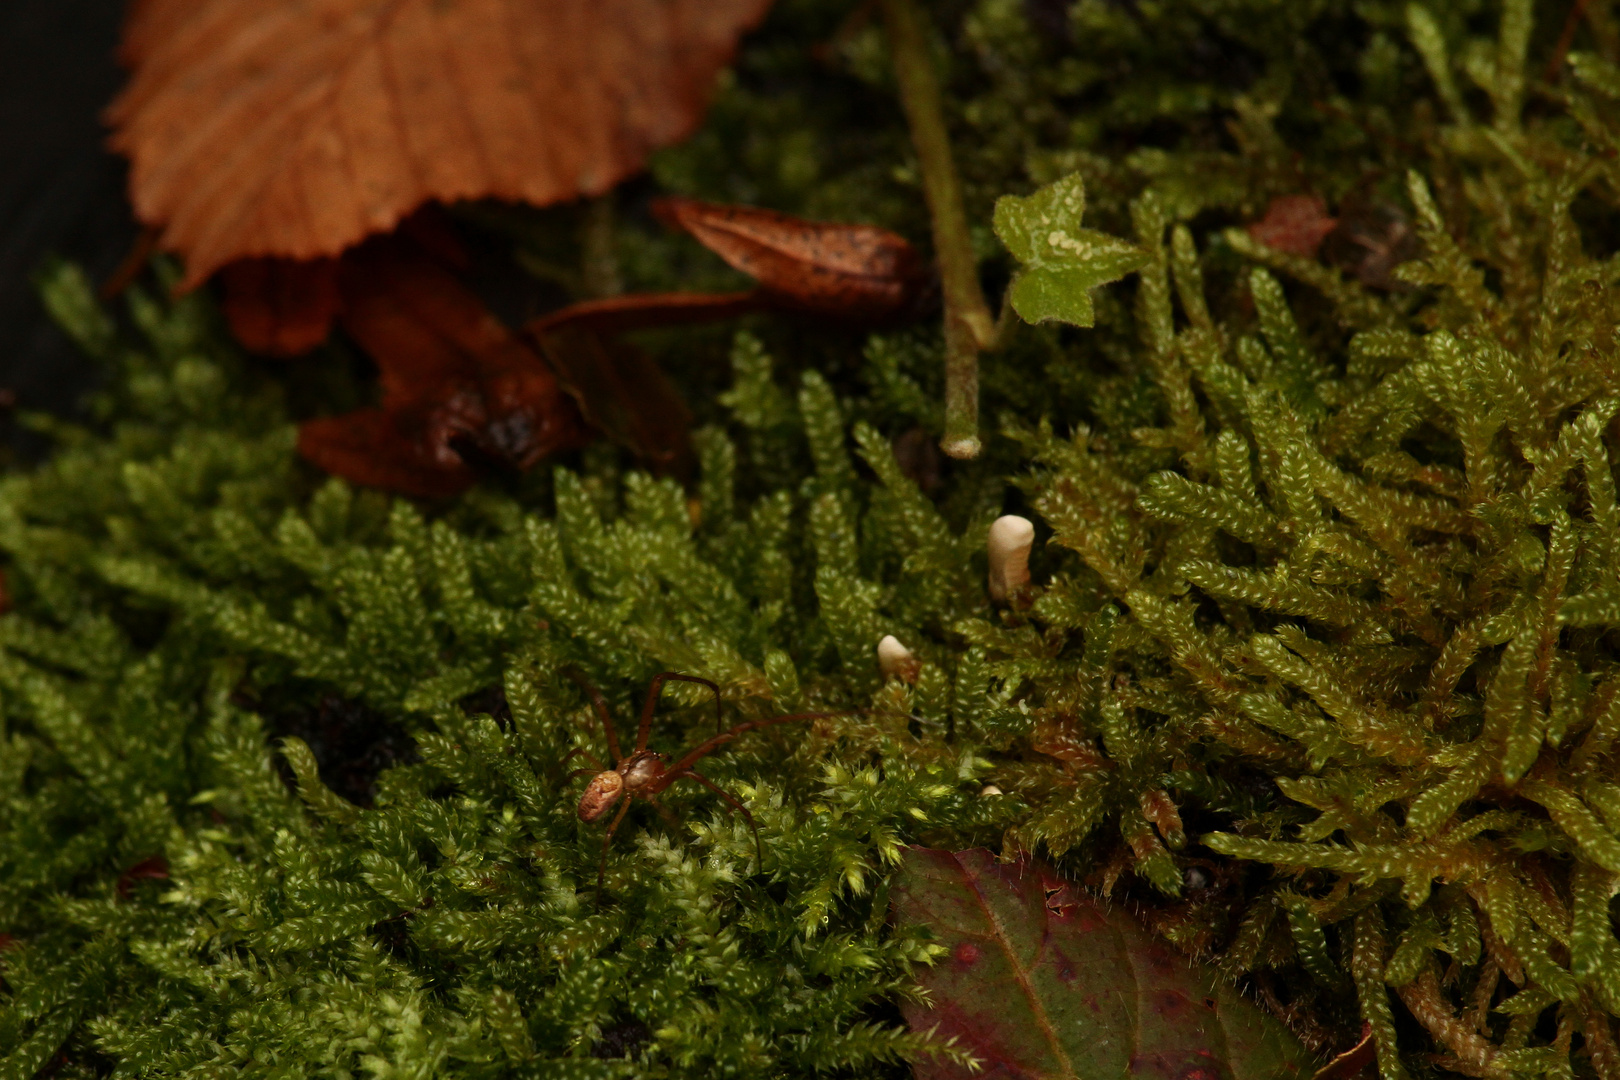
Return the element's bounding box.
[6,1,1620,1077]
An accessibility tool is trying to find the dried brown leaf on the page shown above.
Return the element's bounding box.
[531,324,693,479]
[652,195,928,321]
[220,258,341,357]
[298,235,588,497]
[109,0,772,287]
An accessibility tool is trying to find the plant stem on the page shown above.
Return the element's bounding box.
[580,193,623,299]
[881,0,993,460]
[1546,0,1594,81]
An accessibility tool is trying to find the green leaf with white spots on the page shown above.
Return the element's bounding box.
[993,173,1149,327]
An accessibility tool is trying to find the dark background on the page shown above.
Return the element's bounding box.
[0,0,134,424]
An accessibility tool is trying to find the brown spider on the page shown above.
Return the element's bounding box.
[566,671,829,894]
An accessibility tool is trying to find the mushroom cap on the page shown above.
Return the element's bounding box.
[877,634,921,683]
[987,515,1035,557]
[987,515,1036,602]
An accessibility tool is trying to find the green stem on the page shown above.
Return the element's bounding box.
[881,0,993,460]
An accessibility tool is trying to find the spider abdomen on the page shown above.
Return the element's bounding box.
[578,770,624,822]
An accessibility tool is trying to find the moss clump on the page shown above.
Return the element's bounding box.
[972,6,1620,1075]
[1,267,1017,1076]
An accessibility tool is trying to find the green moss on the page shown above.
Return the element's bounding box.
[975,4,1620,1073]
[1,268,1020,1077]
[7,0,1620,1077]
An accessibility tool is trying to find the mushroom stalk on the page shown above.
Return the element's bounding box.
[987,515,1034,603]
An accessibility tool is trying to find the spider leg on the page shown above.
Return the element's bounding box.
[564,668,623,763]
[560,747,606,773]
[595,797,632,903]
[644,795,682,828]
[638,672,723,751]
[674,770,765,871]
[565,767,603,783]
[665,712,841,777]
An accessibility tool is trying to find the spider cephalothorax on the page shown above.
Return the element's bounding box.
[565,671,829,896]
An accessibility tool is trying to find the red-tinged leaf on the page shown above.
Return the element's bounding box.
[298,235,588,497]
[219,257,341,357]
[116,855,170,899]
[527,291,767,337]
[892,848,1316,1080]
[652,196,927,321]
[532,324,694,479]
[1246,195,1339,259]
[109,0,773,288]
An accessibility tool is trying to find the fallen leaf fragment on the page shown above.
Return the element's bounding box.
[116,855,170,899]
[299,236,588,498]
[1313,1023,1375,1080]
[527,291,767,338]
[220,258,341,357]
[530,324,694,479]
[1246,195,1339,259]
[530,196,931,336]
[299,408,477,500]
[1320,201,1419,290]
[892,847,1315,1080]
[219,206,473,357]
[653,196,928,321]
[110,0,774,287]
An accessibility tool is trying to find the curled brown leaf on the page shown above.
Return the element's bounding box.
[653,195,928,321]
[298,236,588,498]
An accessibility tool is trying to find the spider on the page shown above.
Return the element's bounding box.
[565,671,829,895]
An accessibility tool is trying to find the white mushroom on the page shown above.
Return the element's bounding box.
[987,514,1035,603]
[877,634,921,684]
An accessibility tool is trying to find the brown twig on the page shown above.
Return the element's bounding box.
[1546,0,1595,82]
[880,0,994,460]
